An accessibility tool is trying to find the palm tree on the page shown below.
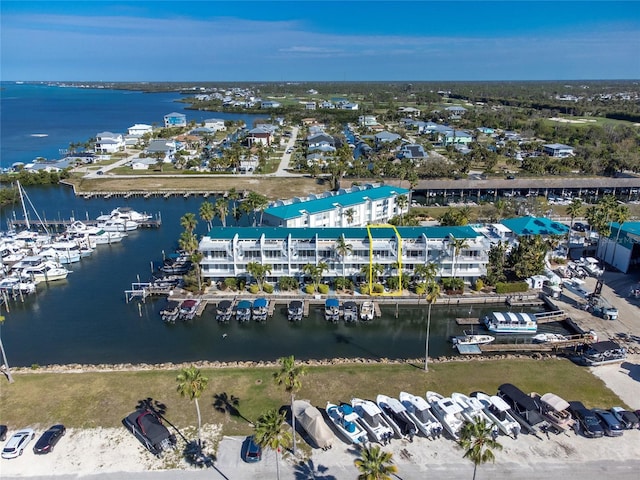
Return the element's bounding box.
[199,201,215,231]
[273,355,307,456]
[344,207,355,226]
[413,262,438,289]
[214,197,229,228]
[180,212,198,233]
[395,194,408,225]
[334,235,353,276]
[354,444,398,480]
[179,231,202,291]
[459,418,503,480]
[451,237,470,282]
[302,262,328,291]
[254,408,292,480]
[246,261,271,291]
[227,188,241,225]
[176,366,209,448]
[424,280,440,372]
[566,197,583,241]
[0,315,14,383]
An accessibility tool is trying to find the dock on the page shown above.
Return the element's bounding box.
[373,302,382,318]
[10,218,161,230]
[477,334,595,354]
[456,310,566,326]
[303,300,310,317]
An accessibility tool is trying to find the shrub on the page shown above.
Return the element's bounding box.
[495,281,529,294]
[359,285,371,295]
[278,276,299,291]
[305,284,316,295]
[373,283,384,294]
[441,277,464,292]
[474,278,484,292]
[249,284,260,294]
[263,283,274,294]
[318,284,329,295]
[223,277,238,291]
[415,284,425,296]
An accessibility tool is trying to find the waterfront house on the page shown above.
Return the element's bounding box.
[163,112,187,128]
[247,127,274,146]
[94,132,125,154]
[145,139,177,163]
[543,143,575,158]
[127,124,153,137]
[199,225,488,285]
[262,184,411,228]
[203,119,227,131]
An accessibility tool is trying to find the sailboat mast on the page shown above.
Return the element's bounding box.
[17,181,30,230]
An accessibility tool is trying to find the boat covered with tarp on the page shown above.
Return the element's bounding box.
[292,400,335,450]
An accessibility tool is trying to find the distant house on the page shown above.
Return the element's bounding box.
[128,124,153,136]
[398,106,421,117]
[358,115,378,127]
[164,112,186,128]
[260,100,281,109]
[145,139,177,162]
[442,130,473,146]
[303,101,316,110]
[543,143,575,158]
[445,105,467,115]
[398,144,427,161]
[307,133,336,152]
[374,131,401,146]
[94,132,125,154]
[203,119,226,131]
[247,127,273,146]
[339,102,359,110]
[477,127,495,135]
[319,101,335,109]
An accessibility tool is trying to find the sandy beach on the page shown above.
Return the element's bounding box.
[2,355,639,479]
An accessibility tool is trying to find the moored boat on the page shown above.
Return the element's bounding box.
[324,298,340,322]
[252,297,268,322]
[216,300,233,323]
[0,275,37,295]
[451,333,495,345]
[160,300,181,323]
[531,333,568,343]
[287,300,303,322]
[483,311,537,334]
[178,299,200,321]
[22,260,70,283]
[359,301,374,321]
[235,300,252,322]
[342,301,358,323]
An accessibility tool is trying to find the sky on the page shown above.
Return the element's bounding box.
[1,1,639,81]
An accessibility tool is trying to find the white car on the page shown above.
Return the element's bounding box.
[2,429,35,459]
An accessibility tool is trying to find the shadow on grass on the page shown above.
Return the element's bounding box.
[213,392,254,425]
[293,459,337,480]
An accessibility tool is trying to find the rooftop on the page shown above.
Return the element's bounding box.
[501,216,569,236]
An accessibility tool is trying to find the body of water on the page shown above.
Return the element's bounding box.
[0,84,564,367]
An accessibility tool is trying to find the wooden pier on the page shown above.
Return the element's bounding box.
[303,300,310,317]
[373,302,382,318]
[479,334,594,353]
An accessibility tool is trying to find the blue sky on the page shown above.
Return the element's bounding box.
[1,1,639,81]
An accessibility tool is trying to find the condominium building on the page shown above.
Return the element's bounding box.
[199,225,489,285]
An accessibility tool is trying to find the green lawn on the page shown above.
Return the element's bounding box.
[0,359,624,435]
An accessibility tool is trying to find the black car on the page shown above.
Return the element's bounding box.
[572,222,587,232]
[33,424,66,454]
[241,435,262,463]
[592,408,624,437]
[610,407,640,429]
[568,401,604,438]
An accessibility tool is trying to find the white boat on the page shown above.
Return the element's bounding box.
[0,275,37,295]
[96,207,151,223]
[451,392,499,437]
[325,298,340,322]
[98,218,138,232]
[342,301,358,322]
[23,260,70,283]
[350,398,394,444]
[452,334,495,345]
[287,300,303,322]
[426,391,465,441]
[399,391,443,439]
[325,402,368,445]
[376,394,418,441]
[531,333,568,343]
[536,392,575,432]
[359,301,374,321]
[160,300,181,324]
[235,300,252,322]
[66,220,126,245]
[471,392,521,438]
[483,311,537,334]
[252,297,268,322]
[178,299,200,321]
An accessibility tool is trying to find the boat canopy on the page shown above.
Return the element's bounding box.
[289,300,303,308]
[326,298,340,307]
[217,300,232,310]
[344,301,357,309]
[237,300,252,309]
[587,340,623,353]
[488,312,537,324]
[498,383,540,412]
[253,298,268,308]
[540,393,570,413]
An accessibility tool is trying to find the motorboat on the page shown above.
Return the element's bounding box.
[325,402,368,445]
[178,299,200,321]
[292,400,335,450]
[287,300,303,322]
[252,297,268,322]
[23,260,70,283]
[216,300,233,323]
[497,383,550,436]
[324,298,340,322]
[359,301,374,321]
[471,392,521,438]
[0,275,37,295]
[531,333,568,343]
[451,392,499,438]
[376,394,418,441]
[39,240,82,264]
[535,393,575,432]
[235,300,252,322]
[426,391,465,441]
[97,217,138,232]
[483,311,537,334]
[66,221,126,245]
[578,341,627,366]
[451,334,495,346]
[97,207,152,223]
[342,301,358,323]
[160,300,181,324]
[398,391,443,439]
[350,398,394,444]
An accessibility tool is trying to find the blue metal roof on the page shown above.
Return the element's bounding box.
[501,216,569,236]
[263,185,410,220]
[205,225,479,241]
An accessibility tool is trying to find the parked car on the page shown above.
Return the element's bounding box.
[593,408,624,437]
[610,407,640,430]
[572,222,587,232]
[568,401,604,438]
[33,424,66,454]
[241,435,262,463]
[2,429,35,459]
[0,426,7,442]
